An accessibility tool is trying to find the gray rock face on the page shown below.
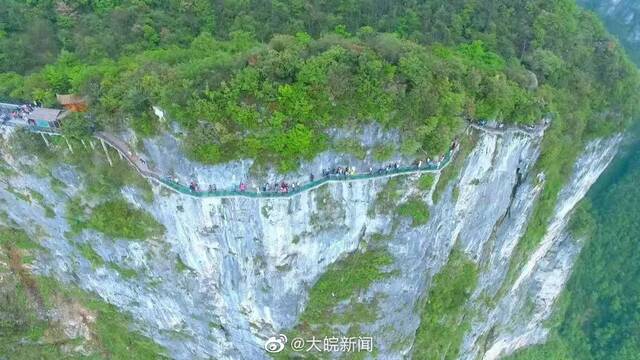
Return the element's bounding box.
[461,136,621,359]
[141,123,409,192]
[0,126,619,359]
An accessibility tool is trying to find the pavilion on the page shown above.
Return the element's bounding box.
[27,107,69,128]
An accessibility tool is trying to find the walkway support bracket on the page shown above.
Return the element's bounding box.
[40,133,50,148]
[100,138,113,166]
[64,136,73,153]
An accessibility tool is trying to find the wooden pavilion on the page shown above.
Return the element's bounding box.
[56,94,88,112]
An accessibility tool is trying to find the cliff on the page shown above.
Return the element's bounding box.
[0,125,620,359]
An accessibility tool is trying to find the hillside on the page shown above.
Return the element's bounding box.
[0,1,639,359]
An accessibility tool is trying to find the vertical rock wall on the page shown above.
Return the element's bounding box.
[0,127,619,359]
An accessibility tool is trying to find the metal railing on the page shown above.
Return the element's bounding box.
[6,113,554,200]
[5,120,457,199]
[157,150,454,198]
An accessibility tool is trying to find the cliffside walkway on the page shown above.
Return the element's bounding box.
[94,131,157,178]
[93,130,457,198]
[160,150,455,199]
[1,102,546,199]
[469,121,548,138]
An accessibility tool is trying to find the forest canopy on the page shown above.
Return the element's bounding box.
[1,0,639,169]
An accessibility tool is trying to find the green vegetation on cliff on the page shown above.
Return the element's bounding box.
[417,174,436,192]
[67,197,165,240]
[86,199,165,240]
[2,0,638,172]
[413,249,478,360]
[0,225,41,252]
[36,276,166,359]
[276,247,393,358]
[3,34,541,171]
[0,226,164,359]
[397,197,430,227]
[301,249,393,324]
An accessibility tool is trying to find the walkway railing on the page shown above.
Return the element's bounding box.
[157,150,454,199]
[2,103,547,199]
[27,126,62,135]
[5,122,457,199]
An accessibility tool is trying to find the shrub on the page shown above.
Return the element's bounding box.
[417,174,435,191]
[86,199,164,240]
[397,197,430,227]
[413,249,478,359]
[300,249,393,324]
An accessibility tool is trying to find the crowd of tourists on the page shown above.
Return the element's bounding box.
[0,103,36,125]
[0,98,546,199]
[170,139,460,196]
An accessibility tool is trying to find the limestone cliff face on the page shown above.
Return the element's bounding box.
[0,126,620,359]
[461,137,620,359]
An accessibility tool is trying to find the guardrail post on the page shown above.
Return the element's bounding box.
[63,136,73,153]
[100,138,113,166]
[40,133,50,148]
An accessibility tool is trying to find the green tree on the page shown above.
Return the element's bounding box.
[61,113,95,139]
